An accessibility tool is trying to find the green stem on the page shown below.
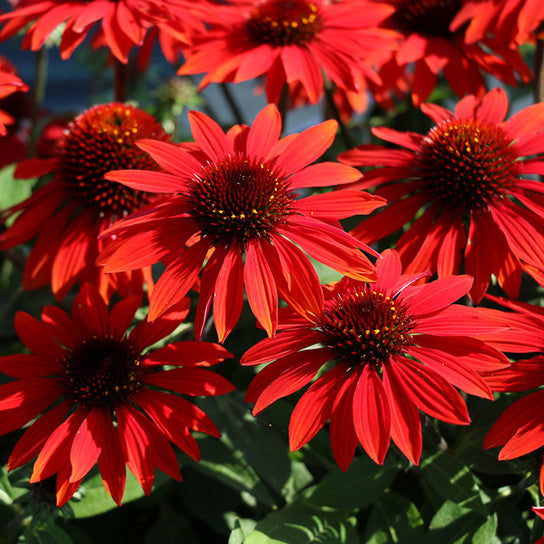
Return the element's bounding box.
[323,81,354,150]
[220,83,244,125]
[28,48,48,157]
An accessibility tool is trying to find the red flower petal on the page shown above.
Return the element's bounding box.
[246,103,281,162]
[382,364,422,465]
[143,367,234,397]
[246,348,332,413]
[188,110,234,160]
[213,247,244,343]
[244,239,278,337]
[391,356,470,425]
[352,365,391,464]
[289,364,345,451]
[330,372,359,471]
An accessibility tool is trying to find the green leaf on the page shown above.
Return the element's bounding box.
[364,491,425,544]
[305,456,400,511]
[228,517,258,544]
[200,395,292,496]
[244,504,357,544]
[420,452,486,513]
[144,513,200,544]
[25,523,74,544]
[69,469,146,518]
[0,164,35,215]
[472,514,498,544]
[423,501,496,544]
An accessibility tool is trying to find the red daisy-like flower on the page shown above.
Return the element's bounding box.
[376,0,530,105]
[451,0,544,47]
[99,104,385,341]
[0,102,170,301]
[339,87,544,303]
[177,0,398,106]
[241,249,509,468]
[470,295,544,496]
[0,55,28,136]
[0,0,207,64]
[0,283,234,507]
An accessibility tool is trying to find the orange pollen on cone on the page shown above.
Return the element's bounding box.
[59,103,168,218]
[186,153,294,247]
[247,0,321,46]
[318,287,413,369]
[59,335,143,406]
[395,0,461,36]
[415,117,520,212]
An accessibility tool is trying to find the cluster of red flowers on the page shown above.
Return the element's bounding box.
[0,0,544,523]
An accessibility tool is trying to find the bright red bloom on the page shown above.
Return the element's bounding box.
[0,102,170,301]
[242,249,509,468]
[452,0,544,47]
[99,104,384,341]
[0,283,234,506]
[177,0,398,105]
[0,55,28,136]
[0,0,207,64]
[479,296,544,495]
[375,0,530,105]
[339,87,544,303]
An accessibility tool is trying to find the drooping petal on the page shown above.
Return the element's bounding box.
[329,371,359,471]
[149,238,210,321]
[289,364,346,451]
[213,247,244,343]
[382,363,422,465]
[70,407,108,482]
[244,239,278,337]
[390,356,470,425]
[352,365,391,464]
[246,348,332,413]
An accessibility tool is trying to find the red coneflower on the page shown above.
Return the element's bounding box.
[0,283,234,506]
[177,0,398,106]
[339,87,544,303]
[0,0,207,64]
[451,0,544,47]
[376,0,530,104]
[99,103,385,341]
[479,296,544,495]
[241,249,509,468]
[0,55,28,136]
[0,102,170,301]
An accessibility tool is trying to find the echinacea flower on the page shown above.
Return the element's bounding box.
[177,0,399,105]
[0,102,170,301]
[0,0,207,64]
[339,87,544,303]
[0,55,28,136]
[451,0,544,47]
[99,103,385,341]
[0,283,234,507]
[241,249,509,468]
[376,0,530,104]
[476,296,544,495]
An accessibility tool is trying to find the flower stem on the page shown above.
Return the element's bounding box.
[220,83,244,125]
[277,84,289,129]
[323,82,354,150]
[535,24,544,103]
[29,47,48,156]
[114,58,129,102]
